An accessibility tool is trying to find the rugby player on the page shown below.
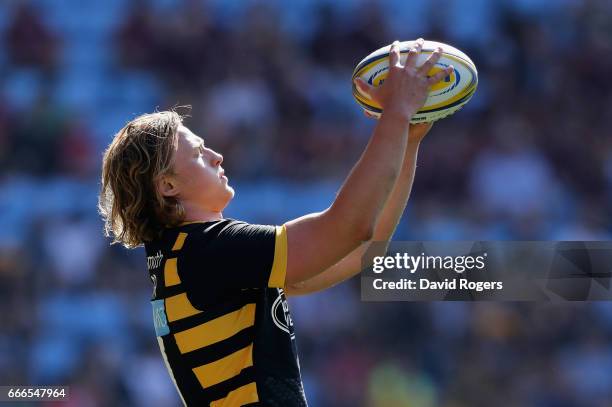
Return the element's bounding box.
[99,40,452,406]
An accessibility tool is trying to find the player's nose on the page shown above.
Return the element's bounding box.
[211,149,223,166]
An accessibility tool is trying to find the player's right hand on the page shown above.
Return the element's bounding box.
[354,39,454,122]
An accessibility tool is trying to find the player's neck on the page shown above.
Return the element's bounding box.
[181,202,224,223]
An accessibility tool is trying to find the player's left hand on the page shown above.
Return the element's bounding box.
[362,110,433,141]
[408,122,433,142]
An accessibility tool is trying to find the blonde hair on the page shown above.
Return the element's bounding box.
[99,111,184,248]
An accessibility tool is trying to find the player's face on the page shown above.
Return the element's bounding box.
[170,126,234,212]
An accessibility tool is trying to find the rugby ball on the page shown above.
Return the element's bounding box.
[352,40,478,123]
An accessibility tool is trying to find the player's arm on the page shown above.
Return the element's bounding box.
[284,123,431,296]
[283,41,452,286]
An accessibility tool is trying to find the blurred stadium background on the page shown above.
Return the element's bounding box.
[1,0,612,405]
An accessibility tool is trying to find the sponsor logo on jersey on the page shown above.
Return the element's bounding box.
[147,250,163,270]
[271,289,295,339]
[151,274,158,298]
[152,299,170,337]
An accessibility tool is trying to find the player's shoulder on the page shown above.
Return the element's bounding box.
[179,218,240,234]
[143,219,233,253]
[179,218,277,243]
[177,219,278,265]
[146,218,276,252]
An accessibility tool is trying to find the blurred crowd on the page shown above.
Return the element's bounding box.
[1,0,612,405]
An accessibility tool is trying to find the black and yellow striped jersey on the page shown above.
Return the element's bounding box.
[144,219,307,406]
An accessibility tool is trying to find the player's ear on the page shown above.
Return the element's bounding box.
[157,174,179,198]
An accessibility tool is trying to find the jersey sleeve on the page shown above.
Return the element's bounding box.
[178,220,287,299]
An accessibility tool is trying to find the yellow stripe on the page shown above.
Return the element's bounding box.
[353,52,395,81]
[174,303,256,354]
[268,225,287,288]
[419,83,477,113]
[164,258,181,287]
[165,293,202,322]
[192,344,253,388]
[172,232,188,251]
[210,382,258,407]
[418,76,477,111]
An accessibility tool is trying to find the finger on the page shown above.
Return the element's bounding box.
[428,65,454,85]
[389,40,401,67]
[354,77,375,99]
[405,38,424,69]
[418,47,443,75]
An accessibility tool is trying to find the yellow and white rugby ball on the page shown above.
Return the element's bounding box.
[352,40,478,123]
